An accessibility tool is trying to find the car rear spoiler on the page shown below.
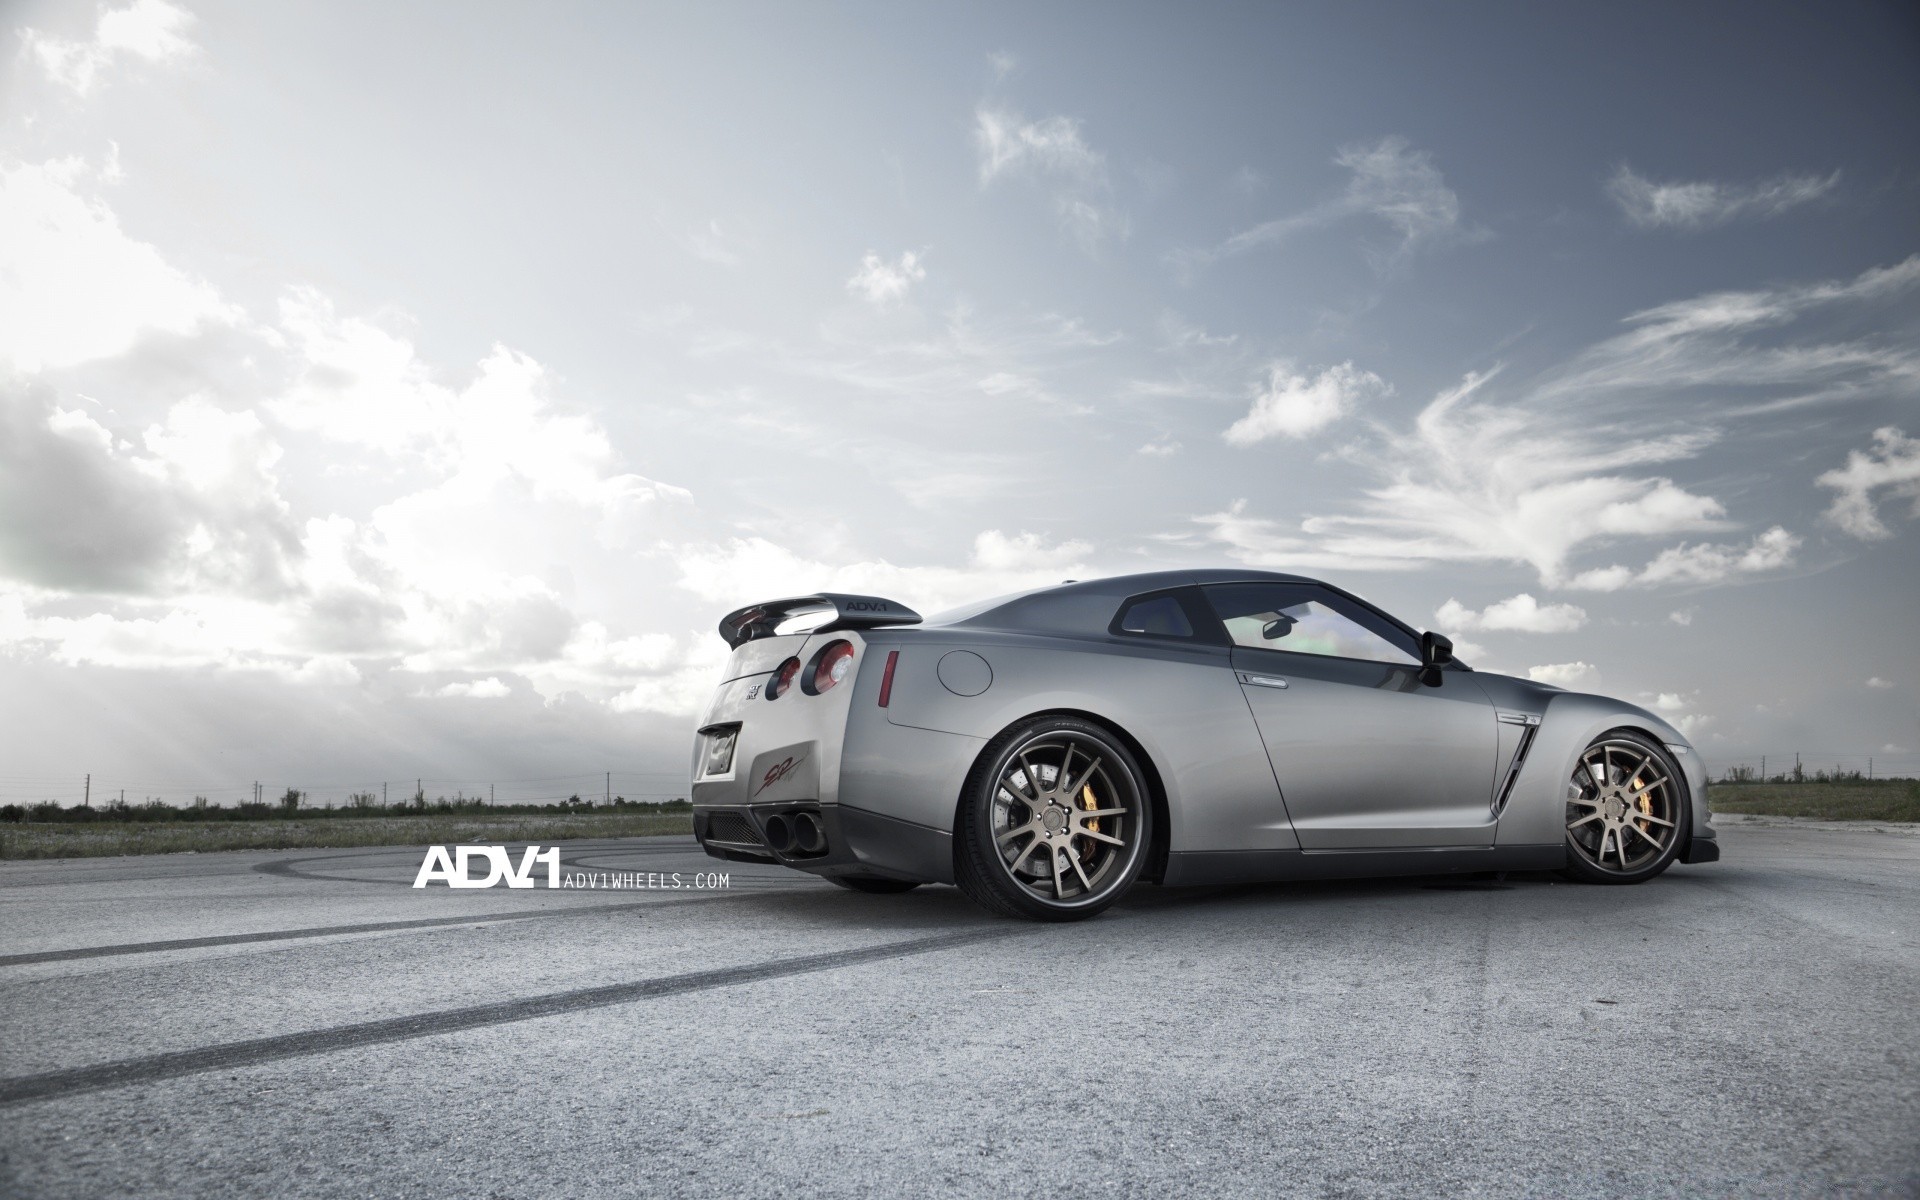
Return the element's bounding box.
[717,593,923,648]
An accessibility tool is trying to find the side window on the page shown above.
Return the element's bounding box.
[1113,593,1195,639]
[1202,582,1419,666]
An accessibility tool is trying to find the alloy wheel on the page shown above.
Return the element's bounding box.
[989,731,1142,905]
[1566,737,1682,874]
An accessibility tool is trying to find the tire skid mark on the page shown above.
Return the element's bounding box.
[0,925,1027,1107]
[0,886,822,968]
[0,904,662,967]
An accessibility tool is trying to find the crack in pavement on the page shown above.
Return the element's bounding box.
[0,924,1029,1108]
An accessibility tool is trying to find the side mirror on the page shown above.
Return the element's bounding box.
[1420,631,1454,688]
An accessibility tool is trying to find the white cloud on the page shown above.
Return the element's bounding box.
[675,529,1093,618]
[272,287,688,527]
[0,157,235,372]
[1224,362,1387,445]
[845,251,926,306]
[1528,662,1599,689]
[1205,369,1730,583]
[1191,258,1918,588]
[1866,677,1895,690]
[0,160,694,706]
[1669,609,1694,626]
[974,103,1126,251]
[1157,312,1236,350]
[1817,427,1920,540]
[1647,690,1714,736]
[1191,136,1462,270]
[21,0,195,95]
[1137,439,1181,457]
[0,386,298,596]
[1053,196,1131,250]
[683,219,744,266]
[1435,593,1587,633]
[1566,527,1801,591]
[1529,258,1920,421]
[436,677,510,699]
[293,656,361,687]
[975,107,1103,184]
[1607,165,1839,229]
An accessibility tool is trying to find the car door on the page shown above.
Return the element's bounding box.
[1200,581,1498,849]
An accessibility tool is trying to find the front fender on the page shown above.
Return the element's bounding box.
[1496,691,1709,849]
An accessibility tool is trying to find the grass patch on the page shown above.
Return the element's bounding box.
[1708,780,1920,823]
[0,812,693,860]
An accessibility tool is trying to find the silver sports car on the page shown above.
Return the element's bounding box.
[691,570,1719,921]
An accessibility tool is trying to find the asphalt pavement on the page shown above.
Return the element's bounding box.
[1,819,1915,1198]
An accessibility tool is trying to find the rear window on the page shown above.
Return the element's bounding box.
[1115,594,1194,639]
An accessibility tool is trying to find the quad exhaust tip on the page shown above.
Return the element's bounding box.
[759,809,825,856]
[762,813,795,854]
[793,811,826,855]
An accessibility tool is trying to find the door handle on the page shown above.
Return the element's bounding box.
[1237,671,1289,690]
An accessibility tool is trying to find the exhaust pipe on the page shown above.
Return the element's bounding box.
[762,813,795,854]
[793,811,826,855]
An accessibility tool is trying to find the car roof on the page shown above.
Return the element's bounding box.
[924,568,1328,635]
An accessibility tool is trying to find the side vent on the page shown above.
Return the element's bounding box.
[1493,711,1542,817]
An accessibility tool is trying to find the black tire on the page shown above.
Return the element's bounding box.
[955,715,1153,922]
[828,875,922,894]
[1559,729,1691,885]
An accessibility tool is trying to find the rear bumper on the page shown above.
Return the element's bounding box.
[694,803,954,884]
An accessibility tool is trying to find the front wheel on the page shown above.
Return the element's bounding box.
[955,716,1152,922]
[1560,730,1690,885]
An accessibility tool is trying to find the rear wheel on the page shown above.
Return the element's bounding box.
[828,875,922,894]
[955,716,1152,922]
[1561,730,1689,885]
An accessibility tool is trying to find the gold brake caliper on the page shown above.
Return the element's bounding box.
[1079,783,1100,862]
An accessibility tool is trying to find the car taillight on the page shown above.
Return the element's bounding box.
[808,640,855,694]
[766,656,801,700]
[877,650,898,707]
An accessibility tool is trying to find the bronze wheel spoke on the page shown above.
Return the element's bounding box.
[1066,851,1094,894]
[1005,832,1042,874]
[1063,754,1104,799]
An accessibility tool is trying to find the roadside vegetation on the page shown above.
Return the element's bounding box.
[0,792,693,859]
[1707,779,1920,823]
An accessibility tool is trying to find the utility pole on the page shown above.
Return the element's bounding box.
[1760,756,1765,782]
[606,771,611,805]
[1869,757,1873,781]
[490,783,495,807]
[382,781,387,805]
[83,773,89,809]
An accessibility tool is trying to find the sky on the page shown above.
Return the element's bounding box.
[0,0,1916,805]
